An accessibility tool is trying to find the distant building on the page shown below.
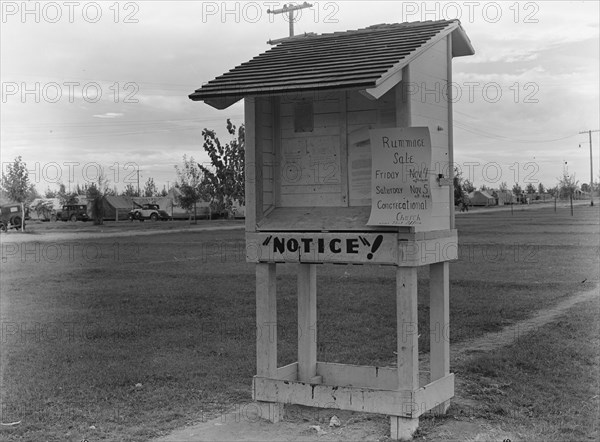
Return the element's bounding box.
[468,190,496,206]
[495,190,513,205]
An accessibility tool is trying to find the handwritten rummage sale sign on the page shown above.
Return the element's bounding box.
[367,127,432,227]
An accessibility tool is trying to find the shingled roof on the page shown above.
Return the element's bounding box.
[190,19,474,109]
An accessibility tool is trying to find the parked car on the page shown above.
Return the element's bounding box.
[0,204,26,232]
[56,204,89,222]
[128,204,171,221]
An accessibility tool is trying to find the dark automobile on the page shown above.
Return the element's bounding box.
[0,204,26,232]
[56,204,89,222]
[128,204,171,221]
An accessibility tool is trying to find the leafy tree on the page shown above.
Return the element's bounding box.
[558,173,578,199]
[479,184,489,192]
[537,183,545,194]
[143,177,158,197]
[498,182,509,192]
[462,179,475,194]
[75,183,87,195]
[159,185,168,197]
[198,119,245,215]
[547,186,558,198]
[453,167,469,207]
[512,183,522,197]
[26,184,41,204]
[525,183,536,194]
[1,156,32,230]
[44,187,57,198]
[581,183,590,193]
[57,183,78,205]
[122,184,140,197]
[175,155,211,222]
[1,157,29,202]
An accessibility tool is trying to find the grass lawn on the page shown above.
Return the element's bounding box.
[0,205,598,441]
[449,296,599,441]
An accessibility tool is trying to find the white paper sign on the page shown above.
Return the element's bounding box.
[367,127,432,227]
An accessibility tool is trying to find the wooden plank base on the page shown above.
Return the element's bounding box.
[252,371,454,419]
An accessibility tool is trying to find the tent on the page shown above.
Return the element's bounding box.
[100,195,136,220]
[496,190,513,206]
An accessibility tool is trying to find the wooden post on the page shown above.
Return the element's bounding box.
[245,97,262,231]
[297,264,317,382]
[429,262,450,414]
[447,33,455,230]
[255,263,283,422]
[392,266,419,440]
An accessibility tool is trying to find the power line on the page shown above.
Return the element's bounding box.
[453,120,578,143]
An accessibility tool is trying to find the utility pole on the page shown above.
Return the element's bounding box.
[267,2,313,38]
[579,129,599,206]
[137,168,140,197]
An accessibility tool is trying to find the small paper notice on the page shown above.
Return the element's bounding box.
[367,127,432,227]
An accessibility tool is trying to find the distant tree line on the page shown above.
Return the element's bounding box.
[451,167,597,207]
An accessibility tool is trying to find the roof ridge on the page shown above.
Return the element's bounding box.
[281,19,458,42]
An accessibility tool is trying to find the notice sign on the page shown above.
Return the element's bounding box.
[246,232,398,264]
[367,127,432,227]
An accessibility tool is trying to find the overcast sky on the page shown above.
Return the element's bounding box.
[1,1,598,194]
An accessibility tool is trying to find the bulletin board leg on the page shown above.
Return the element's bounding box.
[390,416,419,441]
[298,263,317,382]
[430,261,451,414]
[255,263,283,422]
[393,266,419,440]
